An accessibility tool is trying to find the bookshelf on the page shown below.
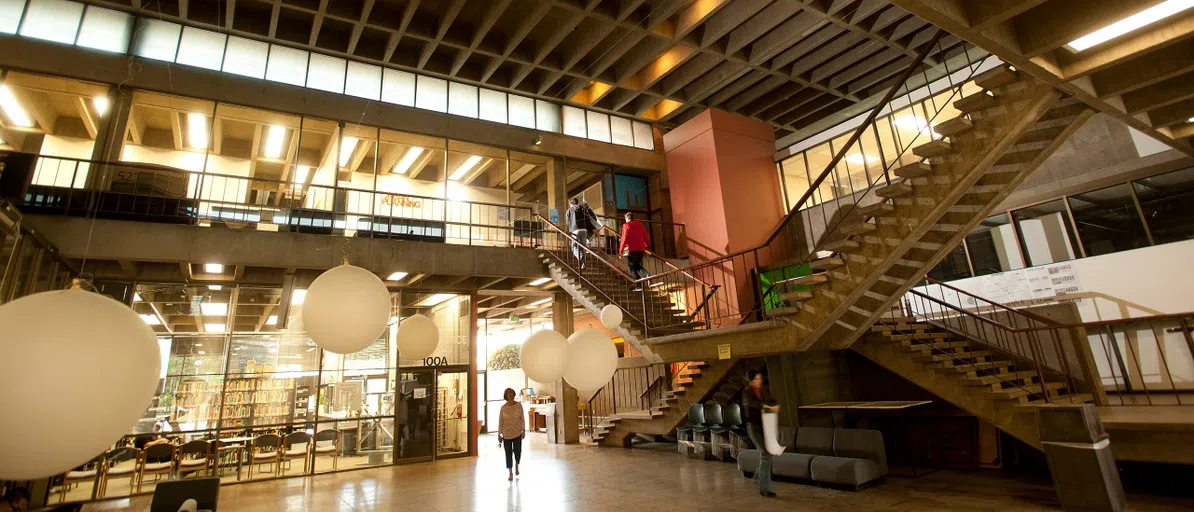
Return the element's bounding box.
[219,376,296,429]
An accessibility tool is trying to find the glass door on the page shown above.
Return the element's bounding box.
[436,368,470,457]
[397,370,434,462]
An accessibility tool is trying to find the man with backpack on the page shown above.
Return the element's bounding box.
[565,197,599,269]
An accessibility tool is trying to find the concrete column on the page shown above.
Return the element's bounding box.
[546,157,567,227]
[91,85,132,164]
[552,291,579,444]
[1038,404,1126,511]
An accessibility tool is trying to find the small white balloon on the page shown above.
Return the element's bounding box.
[303,264,392,354]
[519,330,569,383]
[397,313,439,360]
[599,304,623,329]
[563,327,618,391]
[0,288,160,480]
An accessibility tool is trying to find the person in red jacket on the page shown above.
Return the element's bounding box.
[618,212,651,290]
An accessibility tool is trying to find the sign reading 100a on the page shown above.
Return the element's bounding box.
[423,356,449,367]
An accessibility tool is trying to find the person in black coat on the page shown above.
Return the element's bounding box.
[741,369,780,497]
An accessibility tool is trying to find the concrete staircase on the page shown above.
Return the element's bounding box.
[590,359,742,447]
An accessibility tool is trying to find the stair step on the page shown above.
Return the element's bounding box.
[786,272,830,287]
[974,66,1019,90]
[935,117,974,137]
[856,201,895,218]
[887,332,952,341]
[778,290,813,302]
[894,161,934,179]
[990,382,1067,400]
[933,360,1014,373]
[913,140,953,158]
[811,256,846,270]
[767,306,801,316]
[955,92,997,113]
[902,341,971,351]
[821,238,862,253]
[872,322,934,332]
[962,370,1040,386]
[915,350,993,363]
[839,221,877,236]
[875,182,914,198]
[1014,394,1094,412]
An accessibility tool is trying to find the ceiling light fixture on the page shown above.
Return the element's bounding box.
[134,293,143,302]
[339,136,359,167]
[1067,0,1194,52]
[292,289,307,305]
[416,293,454,307]
[0,85,32,127]
[264,125,286,158]
[208,284,223,291]
[844,153,880,166]
[203,263,224,274]
[893,114,936,136]
[392,147,424,174]
[199,302,228,316]
[529,298,551,306]
[186,112,208,150]
[528,277,552,286]
[139,314,161,326]
[449,155,482,181]
[385,271,409,281]
[266,315,278,325]
[203,323,226,333]
[93,97,109,117]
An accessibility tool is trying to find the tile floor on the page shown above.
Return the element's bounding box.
[73,433,1194,512]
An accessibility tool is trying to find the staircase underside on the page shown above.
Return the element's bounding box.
[594,359,739,447]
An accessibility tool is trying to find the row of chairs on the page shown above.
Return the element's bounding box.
[57,430,341,503]
[676,402,749,460]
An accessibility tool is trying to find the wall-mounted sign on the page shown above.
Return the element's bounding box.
[717,344,731,360]
[423,356,449,367]
[380,195,423,208]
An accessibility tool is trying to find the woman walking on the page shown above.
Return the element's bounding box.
[497,388,526,481]
[742,369,780,497]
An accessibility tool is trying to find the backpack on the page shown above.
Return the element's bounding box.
[581,204,599,232]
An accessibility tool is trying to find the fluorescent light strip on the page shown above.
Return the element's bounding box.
[199,302,228,316]
[528,277,552,286]
[416,293,454,307]
[393,147,424,174]
[339,137,359,167]
[0,85,33,127]
[204,263,224,273]
[264,125,286,158]
[292,289,307,305]
[187,112,208,149]
[529,298,551,306]
[1067,0,1194,52]
[844,153,879,166]
[449,155,482,181]
[93,97,109,116]
[204,323,226,333]
[386,271,409,281]
[266,315,278,325]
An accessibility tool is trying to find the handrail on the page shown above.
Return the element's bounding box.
[594,223,713,288]
[923,277,1062,327]
[537,213,637,281]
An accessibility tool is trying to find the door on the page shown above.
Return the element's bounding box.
[397,370,434,462]
[435,368,470,457]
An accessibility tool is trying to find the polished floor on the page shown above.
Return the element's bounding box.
[77,433,1194,512]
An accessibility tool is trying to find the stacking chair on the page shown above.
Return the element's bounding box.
[675,404,705,456]
[211,440,245,480]
[696,402,723,460]
[59,453,104,503]
[721,403,748,458]
[177,440,213,478]
[139,443,177,492]
[280,432,312,476]
[313,430,341,472]
[246,434,281,479]
[98,447,141,498]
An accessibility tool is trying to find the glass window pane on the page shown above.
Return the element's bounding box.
[965,213,1025,276]
[1012,200,1079,266]
[780,154,810,212]
[535,100,561,132]
[803,142,834,207]
[610,117,633,146]
[18,0,82,44]
[75,5,133,53]
[222,36,268,79]
[478,88,506,123]
[447,82,478,118]
[381,69,415,106]
[1068,184,1151,256]
[345,61,381,100]
[174,26,226,71]
[132,18,181,62]
[306,53,346,94]
[508,95,535,129]
[562,106,586,137]
[415,76,448,112]
[265,44,309,87]
[585,111,610,142]
[1134,167,1194,245]
[927,243,972,282]
[632,121,653,150]
[0,0,24,34]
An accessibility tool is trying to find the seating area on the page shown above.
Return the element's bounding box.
[675,402,749,461]
[737,427,889,490]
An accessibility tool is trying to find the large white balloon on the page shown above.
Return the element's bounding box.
[599,304,623,329]
[397,314,439,360]
[303,264,392,354]
[519,330,569,383]
[0,288,160,480]
[563,327,618,391]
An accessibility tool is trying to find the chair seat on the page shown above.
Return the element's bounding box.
[179,458,208,468]
[810,456,883,486]
[284,448,307,458]
[252,451,278,461]
[66,469,98,479]
[144,462,173,472]
[314,446,337,455]
[106,466,137,477]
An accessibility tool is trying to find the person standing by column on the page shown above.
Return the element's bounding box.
[565,198,598,269]
[742,369,780,497]
[618,212,651,291]
[497,388,526,481]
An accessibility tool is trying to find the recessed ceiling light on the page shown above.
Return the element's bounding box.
[208,284,223,290]
[264,125,286,159]
[529,298,551,306]
[292,289,307,305]
[339,136,359,167]
[1067,0,1194,52]
[203,263,224,274]
[449,155,482,181]
[393,147,424,174]
[844,154,879,166]
[197,350,206,355]
[93,97,109,116]
[416,293,454,307]
[200,302,228,316]
[134,292,143,302]
[139,314,161,325]
[186,112,208,150]
[204,323,226,333]
[386,271,409,281]
[528,277,552,286]
[0,85,32,127]
[266,315,278,325]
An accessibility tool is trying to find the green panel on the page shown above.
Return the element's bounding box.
[758,262,811,310]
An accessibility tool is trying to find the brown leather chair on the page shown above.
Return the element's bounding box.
[280,432,311,476]
[139,443,177,492]
[313,430,341,471]
[246,434,281,479]
[177,440,213,478]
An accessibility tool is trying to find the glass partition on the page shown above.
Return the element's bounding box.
[965,213,1024,276]
[1134,167,1194,245]
[1012,199,1079,266]
[1067,184,1151,257]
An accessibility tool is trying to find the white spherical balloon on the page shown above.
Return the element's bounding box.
[0,288,160,480]
[519,330,569,383]
[563,327,618,391]
[303,264,391,354]
[397,313,439,360]
[599,304,624,329]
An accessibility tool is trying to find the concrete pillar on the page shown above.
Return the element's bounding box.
[91,85,131,164]
[546,157,567,228]
[1038,404,1126,511]
[552,291,579,444]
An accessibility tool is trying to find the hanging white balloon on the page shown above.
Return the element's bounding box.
[519,329,569,383]
[599,304,623,329]
[302,264,392,354]
[562,327,618,391]
[397,313,439,360]
[0,287,160,480]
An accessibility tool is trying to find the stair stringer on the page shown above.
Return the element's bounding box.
[597,358,740,447]
[545,261,662,362]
